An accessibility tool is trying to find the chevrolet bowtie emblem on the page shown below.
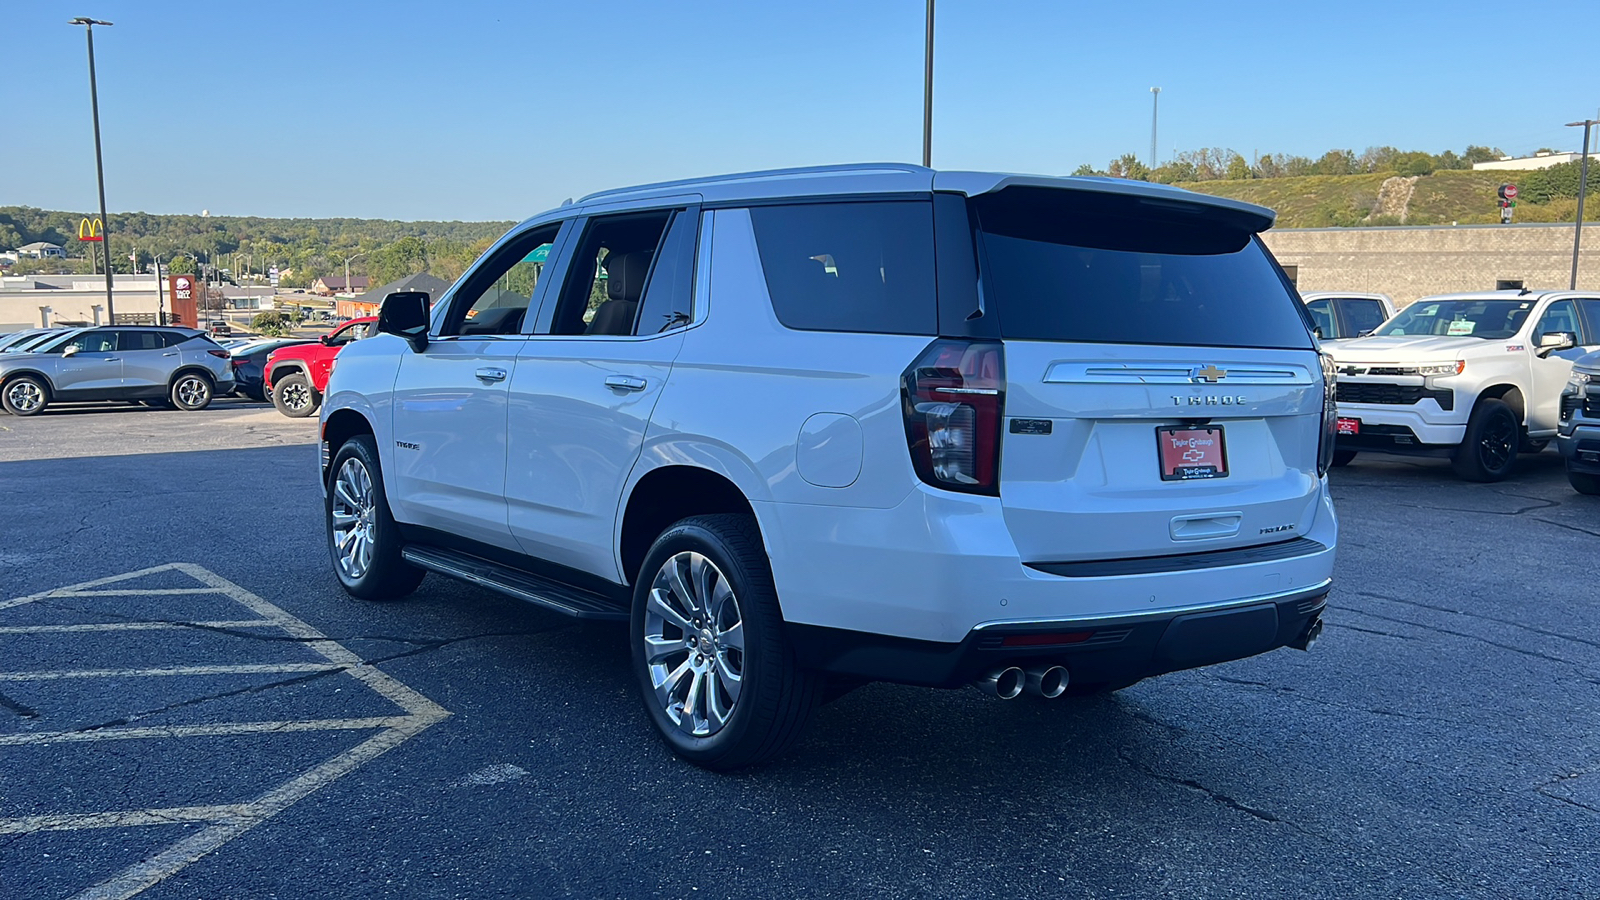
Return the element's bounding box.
[1191,365,1227,383]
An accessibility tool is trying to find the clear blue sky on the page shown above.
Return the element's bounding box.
[6,0,1597,222]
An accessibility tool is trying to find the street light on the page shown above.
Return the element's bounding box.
[922,0,934,168]
[69,17,115,323]
[343,252,366,303]
[1150,87,1161,168]
[1565,119,1597,290]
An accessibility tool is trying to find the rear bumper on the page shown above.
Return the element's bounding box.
[788,583,1329,688]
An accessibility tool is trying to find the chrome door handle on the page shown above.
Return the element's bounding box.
[104,357,120,362]
[162,352,178,357]
[605,375,647,392]
[475,367,508,383]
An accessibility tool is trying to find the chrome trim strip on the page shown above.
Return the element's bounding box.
[971,579,1332,631]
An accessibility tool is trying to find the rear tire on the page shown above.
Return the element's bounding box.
[1,375,50,416]
[170,373,214,411]
[1331,449,1358,468]
[631,514,820,771]
[1451,399,1519,482]
[272,373,319,418]
[326,434,424,600]
[1569,469,1600,496]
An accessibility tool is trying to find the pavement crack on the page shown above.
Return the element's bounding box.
[1117,746,1285,826]
[69,668,349,734]
[1341,607,1600,684]
[1326,622,1417,641]
[0,688,39,718]
[1352,590,1600,653]
[1530,517,1600,539]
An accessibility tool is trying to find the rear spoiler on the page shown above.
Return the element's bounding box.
[932,171,1276,234]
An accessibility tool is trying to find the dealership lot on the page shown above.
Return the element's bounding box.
[1,409,1596,899]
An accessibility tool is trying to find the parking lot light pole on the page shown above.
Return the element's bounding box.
[70,17,115,323]
[922,0,933,168]
[1566,119,1597,290]
[343,252,365,302]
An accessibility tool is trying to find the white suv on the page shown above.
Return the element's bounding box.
[1324,291,1600,481]
[319,165,1338,769]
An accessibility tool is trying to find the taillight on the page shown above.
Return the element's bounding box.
[1317,353,1338,476]
[208,349,230,359]
[901,339,1005,495]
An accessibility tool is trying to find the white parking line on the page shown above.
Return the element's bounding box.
[0,563,451,900]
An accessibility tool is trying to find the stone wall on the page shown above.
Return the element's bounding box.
[1261,222,1600,307]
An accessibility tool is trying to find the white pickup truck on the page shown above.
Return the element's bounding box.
[1323,290,1600,481]
[1301,292,1395,341]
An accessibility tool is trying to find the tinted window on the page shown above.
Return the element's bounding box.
[1305,299,1337,338]
[57,330,119,353]
[161,331,193,348]
[549,211,674,337]
[972,189,1311,349]
[749,201,936,335]
[1578,299,1600,344]
[125,330,165,351]
[633,210,697,336]
[1534,300,1582,345]
[1376,299,1533,340]
[1342,299,1388,337]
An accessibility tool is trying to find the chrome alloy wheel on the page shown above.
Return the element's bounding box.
[176,376,209,407]
[280,381,312,411]
[6,380,43,413]
[330,457,377,580]
[643,551,745,737]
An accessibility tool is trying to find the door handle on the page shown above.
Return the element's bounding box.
[475,367,508,383]
[104,357,120,362]
[162,352,178,357]
[605,375,647,392]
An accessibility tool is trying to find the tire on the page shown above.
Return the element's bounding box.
[170,373,214,411]
[1569,469,1600,496]
[1,375,50,416]
[630,514,820,771]
[326,433,424,600]
[272,372,319,418]
[1451,399,1520,482]
[1331,449,1358,468]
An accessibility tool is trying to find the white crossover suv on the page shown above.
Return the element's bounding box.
[318,165,1338,769]
[1324,290,1600,481]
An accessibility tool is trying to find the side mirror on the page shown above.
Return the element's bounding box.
[61,345,79,357]
[1312,325,1324,339]
[379,291,431,352]
[319,334,332,345]
[1537,331,1577,357]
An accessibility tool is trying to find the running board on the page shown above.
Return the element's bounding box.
[401,545,630,621]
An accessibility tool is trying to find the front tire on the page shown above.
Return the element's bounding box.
[1,375,50,416]
[326,434,424,600]
[1451,399,1519,482]
[272,373,319,418]
[170,373,214,411]
[1569,469,1600,496]
[631,514,820,771]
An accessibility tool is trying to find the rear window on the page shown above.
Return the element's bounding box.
[971,188,1313,350]
[749,201,936,335]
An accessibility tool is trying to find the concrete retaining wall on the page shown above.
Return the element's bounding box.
[1262,222,1600,307]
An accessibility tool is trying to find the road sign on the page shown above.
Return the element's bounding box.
[1499,183,1519,201]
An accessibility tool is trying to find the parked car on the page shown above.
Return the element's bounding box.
[264,317,376,417]
[318,164,1337,770]
[1301,292,1395,341]
[1557,349,1600,494]
[227,338,318,402]
[0,328,69,354]
[1323,291,1600,480]
[0,326,235,416]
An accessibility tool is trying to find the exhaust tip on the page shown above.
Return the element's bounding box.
[1027,665,1070,698]
[1291,616,1324,652]
[976,666,1026,699]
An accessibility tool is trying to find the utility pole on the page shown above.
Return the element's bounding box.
[922,0,934,168]
[1566,119,1596,290]
[70,17,115,323]
[1150,87,1161,168]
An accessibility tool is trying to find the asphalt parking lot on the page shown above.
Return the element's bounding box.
[1,403,1597,900]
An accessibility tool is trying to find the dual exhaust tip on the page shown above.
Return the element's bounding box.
[975,665,1068,700]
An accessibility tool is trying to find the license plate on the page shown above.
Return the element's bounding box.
[1157,426,1228,481]
[1336,417,1361,435]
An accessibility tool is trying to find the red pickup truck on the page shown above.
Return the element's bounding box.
[264,316,376,418]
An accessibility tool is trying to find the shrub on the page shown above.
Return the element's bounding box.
[250,311,292,337]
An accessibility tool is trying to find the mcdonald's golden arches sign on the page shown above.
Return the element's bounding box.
[77,218,105,242]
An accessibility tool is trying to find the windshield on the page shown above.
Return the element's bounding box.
[1375,299,1533,340]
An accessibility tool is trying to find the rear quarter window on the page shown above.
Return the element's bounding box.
[972,188,1314,350]
[748,201,937,335]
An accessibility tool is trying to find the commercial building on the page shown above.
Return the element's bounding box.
[1471,151,1583,171]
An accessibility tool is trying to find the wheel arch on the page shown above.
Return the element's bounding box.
[0,368,56,392]
[167,365,216,388]
[265,360,310,389]
[619,465,759,587]
[1477,384,1525,423]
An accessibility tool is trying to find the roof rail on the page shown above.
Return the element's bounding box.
[575,163,931,204]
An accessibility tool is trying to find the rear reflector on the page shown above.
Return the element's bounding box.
[208,349,230,359]
[1000,632,1094,647]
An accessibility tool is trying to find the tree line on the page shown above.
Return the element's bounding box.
[1076,145,1515,183]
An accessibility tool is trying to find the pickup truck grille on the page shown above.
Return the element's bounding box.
[1337,383,1454,410]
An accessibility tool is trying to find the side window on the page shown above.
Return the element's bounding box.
[160,332,191,348]
[1534,300,1579,344]
[632,210,698,336]
[59,330,118,353]
[548,210,674,337]
[1342,300,1388,337]
[1304,299,1336,339]
[440,224,560,337]
[125,330,164,351]
[748,200,937,335]
[1577,299,1600,345]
